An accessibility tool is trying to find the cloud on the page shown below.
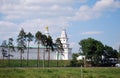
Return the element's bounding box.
[1,0,120,21]
[0,21,18,41]
[72,0,120,21]
[22,0,87,6]
[19,18,69,34]
[81,31,103,35]
[0,21,18,32]
[72,5,101,20]
[0,0,120,52]
[0,0,73,41]
[0,0,78,21]
[93,0,120,11]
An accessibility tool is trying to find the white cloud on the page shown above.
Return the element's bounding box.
[81,31,103,35]
[1,0,120,21]
[0,21,18,41]
[20,18,69,35]
[23,0,87,6]
[72,5,101,20]
[0,21,18,32]
[0,0,76,21]
[72,0,120,21]
[93,0,120,11]
[0,0,73,40]
[0,0,120,52]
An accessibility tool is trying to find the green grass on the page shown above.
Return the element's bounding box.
[0,60,70,67]
[0,67,120,78]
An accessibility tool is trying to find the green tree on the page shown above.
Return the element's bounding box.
[70,53,82,67]
[26,32,34,67]
[35,31,43,67]
[8,38,15,67]
[1,40,7,66]
[104,45,118,58]
[17,28,26,67]
[41,34,48,68]
[79,38,104,66]
[47,36,54,67]
[54,38,64,67]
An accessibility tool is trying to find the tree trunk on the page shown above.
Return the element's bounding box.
[27,42,29,67]
[8,49,10,67]
[48,48,50,67]
[8,54,10,67]
[37,43,40,67]
[84,57,86,67]
[57,52,59,67]
[3,56,4,67]
[43,48,45,68]
[20,50,22,67]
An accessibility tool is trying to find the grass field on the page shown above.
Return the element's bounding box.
[0,60,70,67]
[0,67,120,78]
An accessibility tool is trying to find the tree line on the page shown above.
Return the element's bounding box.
[70,38,120,67]
[0,28,64,67]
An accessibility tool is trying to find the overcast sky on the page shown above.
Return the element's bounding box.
[0,0,120,52]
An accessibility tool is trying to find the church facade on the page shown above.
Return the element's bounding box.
[0,27,72,60]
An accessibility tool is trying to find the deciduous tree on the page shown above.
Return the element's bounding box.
[79,38,104,66]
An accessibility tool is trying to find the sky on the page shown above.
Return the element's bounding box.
[0,0,120,53]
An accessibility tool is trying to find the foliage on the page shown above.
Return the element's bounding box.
[54,38,64,67]
[8,38,15,52]
[1,40,8,58]
[26,32,34,66]
[1,39,15,66]
[79,38,104,65]
[47,36,54,51]
[70,53,83,67]
[54,38,64,54]
[35,31,43,67]
[79,38,118,66]
[46,35,54,67]
[104,45,118,58]
[1,40,7,48]
[8,38,15,66]
[17,28,27,67]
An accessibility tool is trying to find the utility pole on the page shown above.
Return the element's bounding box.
[118,45,120,63]
[81,65,83,78]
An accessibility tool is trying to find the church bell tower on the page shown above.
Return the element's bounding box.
[60,29,72,60]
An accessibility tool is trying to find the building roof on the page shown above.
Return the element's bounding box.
[60,29,67,38]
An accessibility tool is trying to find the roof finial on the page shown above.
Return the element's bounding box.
[45,25,49,36]
[45,26,48,31]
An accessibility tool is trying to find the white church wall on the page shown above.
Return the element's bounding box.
[0,47,57,60]
[0,27,72,60]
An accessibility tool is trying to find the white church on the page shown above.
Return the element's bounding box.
[0,27,72,60]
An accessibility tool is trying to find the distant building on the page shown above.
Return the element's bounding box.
[60,29,72,60]
[77,55,85,60]
[0,27,72,60]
